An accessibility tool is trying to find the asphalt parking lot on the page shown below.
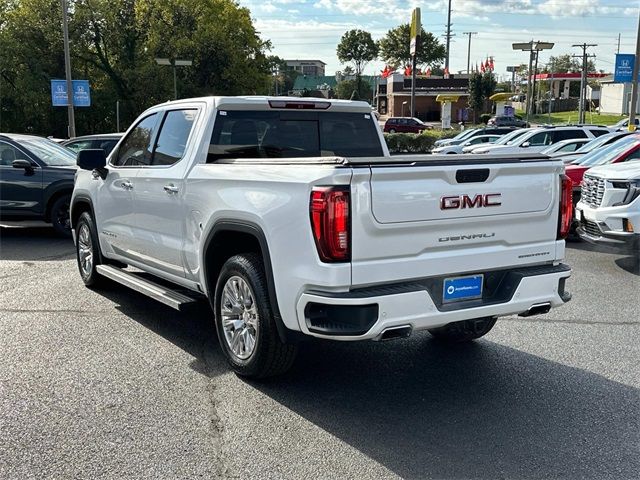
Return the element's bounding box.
[0,225,638,479]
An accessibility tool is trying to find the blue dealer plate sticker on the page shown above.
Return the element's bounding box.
[443,275,484,303]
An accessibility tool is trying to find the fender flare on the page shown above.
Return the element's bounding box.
[202,220,294,344]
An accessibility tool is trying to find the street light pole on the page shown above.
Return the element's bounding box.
[61,0,75,138]
[628,11,640,131]
[155,58,193,100]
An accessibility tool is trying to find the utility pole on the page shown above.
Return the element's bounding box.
[628,11,640,131]
[444,0,453,73]
[463,32,478,74]
[531,49,540,115]
[572,43,597,124]
[617,33,621,54]
[61,0,75,138]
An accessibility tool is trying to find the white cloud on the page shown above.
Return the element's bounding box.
[260,3,278,13]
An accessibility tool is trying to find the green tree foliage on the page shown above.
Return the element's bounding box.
[468,71,496,121]
[334,79,372,102]
[336,29,378,100]
[378,24,445,69]
[266,56,299,95]
[0,0,272,136]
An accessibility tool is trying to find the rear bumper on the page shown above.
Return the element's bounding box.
[295,264,571,341]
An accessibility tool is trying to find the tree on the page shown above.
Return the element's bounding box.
[335,79,372,102]
[336,29,378,101]
[378,24,445,69]
[468,71,496,122]
[543,54,595,74]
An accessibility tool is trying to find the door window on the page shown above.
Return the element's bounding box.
[526,132,552,146]
[557,142,580,153]
[151,110,197,166]
[114,113,158,166]
[0,142,27,166]
[552,130,587,142]
[64,140,93,153]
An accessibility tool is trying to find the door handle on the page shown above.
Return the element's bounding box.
[164,184,179,194]
[121,180,133,190]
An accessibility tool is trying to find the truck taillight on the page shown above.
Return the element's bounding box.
[310,187,350,262]
[558,174,573,239]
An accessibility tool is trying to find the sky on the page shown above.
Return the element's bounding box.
[237,0,638,81]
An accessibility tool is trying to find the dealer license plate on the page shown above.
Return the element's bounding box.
[443,275,484,303]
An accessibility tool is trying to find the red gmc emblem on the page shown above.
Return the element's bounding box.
[440,193,502,210]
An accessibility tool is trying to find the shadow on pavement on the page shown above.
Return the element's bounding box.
[251,337,639,479]
[94,281,640,479]
[0,226,74,261]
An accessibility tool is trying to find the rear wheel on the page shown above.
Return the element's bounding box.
[388,128,396,133]
[50,194,71,237]
[214,253,297,378]
[428,317,497,342]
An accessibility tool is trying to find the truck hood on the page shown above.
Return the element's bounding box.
[586,161,640,180]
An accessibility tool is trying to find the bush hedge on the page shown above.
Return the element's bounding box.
[384,130,459,154]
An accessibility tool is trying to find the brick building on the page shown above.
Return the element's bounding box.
[377,74,469,121]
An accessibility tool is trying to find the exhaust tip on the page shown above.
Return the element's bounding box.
[519,302,552,317]
[377,325,412,341]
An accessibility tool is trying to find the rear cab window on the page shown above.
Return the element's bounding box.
[208,110,383,161]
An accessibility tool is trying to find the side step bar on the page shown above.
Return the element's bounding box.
[96,265,198,311]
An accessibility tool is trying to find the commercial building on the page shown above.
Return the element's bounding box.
[599,77,640,115]
[284,60,326,77]
[376,74,469,121]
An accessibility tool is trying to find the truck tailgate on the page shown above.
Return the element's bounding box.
[350,157,565,287]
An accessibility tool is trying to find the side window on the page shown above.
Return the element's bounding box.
[152,109,197,166]
[97,140,118,154]
[557,143,579,152]
[589,129,608,137]
[553,130,587,142]
[64,140,93,153]
[623,149,640,162]
[114,113,158,167]
[527,132,551,146]
[0,142,27,166]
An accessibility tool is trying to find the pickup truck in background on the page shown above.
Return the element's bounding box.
[71,96,573,378]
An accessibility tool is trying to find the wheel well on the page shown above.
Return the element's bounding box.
[45,190,73,222]
[70,199,92,229]
[204,230,262,297]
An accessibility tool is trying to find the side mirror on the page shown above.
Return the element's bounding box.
[77,149,106,170]
[521,141,531,148]
[12,159,33,169]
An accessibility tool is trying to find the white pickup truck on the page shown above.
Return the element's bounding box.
[71,96,573,378]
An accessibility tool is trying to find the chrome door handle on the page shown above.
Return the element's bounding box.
[164,184,179,194]
[121,180,133,190]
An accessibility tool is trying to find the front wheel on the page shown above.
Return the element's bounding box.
[214,253,297,378]
[388,128,396,133]
[428,317,497,342]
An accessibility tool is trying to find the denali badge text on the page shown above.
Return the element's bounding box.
[440,193,502,210]
[439,233,496,242]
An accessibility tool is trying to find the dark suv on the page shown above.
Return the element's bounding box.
[0,134,77,236]
[487,115,529,128]
[384,117,430,133]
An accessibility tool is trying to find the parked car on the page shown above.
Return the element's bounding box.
[576,161,640,253]
[71,96,572,378]
[487,115,528,128]
[472,125,609,155]
[383,117,430,133]
[609,117,640,132]
[540,138,591,156]
[465,128,533,153]
[62,133,123,155]
[432,127,517,150]
[433,134,501,154]
[565,134,640,208]
[433,128,479,148]
[556,131,636,164]
[0,134,77,236]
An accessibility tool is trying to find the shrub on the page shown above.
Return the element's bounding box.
[384,130,459,154]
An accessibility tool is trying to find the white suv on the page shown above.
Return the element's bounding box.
[472,126,609,155]
[576,162,640,253]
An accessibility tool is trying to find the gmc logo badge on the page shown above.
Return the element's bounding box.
[440,193,502,210]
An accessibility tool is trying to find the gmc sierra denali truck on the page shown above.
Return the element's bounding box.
[71,96,573,378]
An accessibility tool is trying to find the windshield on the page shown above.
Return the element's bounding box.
[498,129,529,145]
[209,110,383,161]
[575,133,626,154]
[20,138,77,166]
[578,136,640,167]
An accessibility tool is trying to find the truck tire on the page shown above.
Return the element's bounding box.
[428,316,497,342]
[214,253,297,378]
[50,194,72,237]
[75,211,107,288]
